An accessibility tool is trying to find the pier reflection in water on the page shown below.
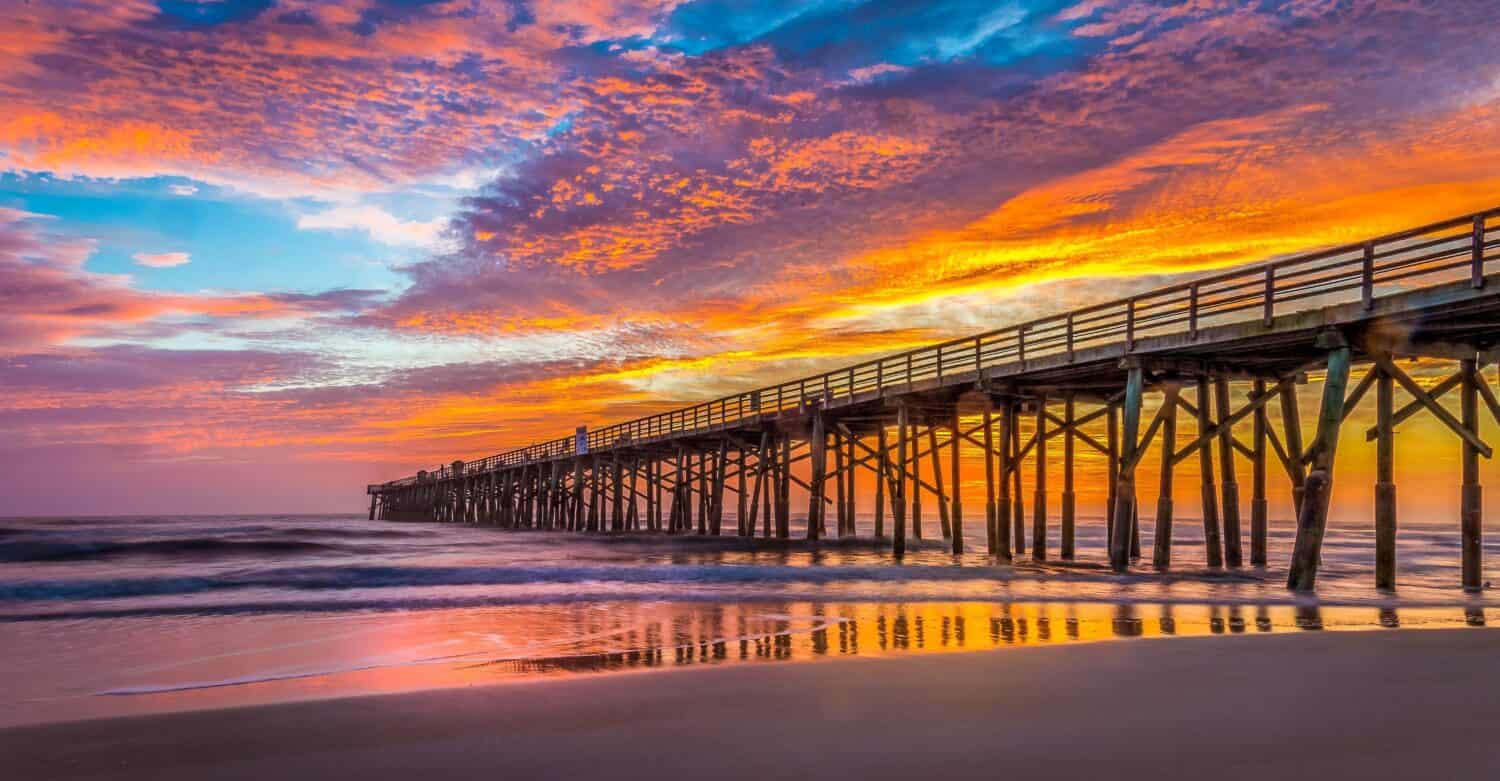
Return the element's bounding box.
[476,601,1500,678]
[9,598,1498,728]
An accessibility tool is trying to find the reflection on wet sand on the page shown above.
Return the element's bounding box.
[475,601,1500,678]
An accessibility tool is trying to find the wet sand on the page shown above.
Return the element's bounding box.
[7,628,1499,780]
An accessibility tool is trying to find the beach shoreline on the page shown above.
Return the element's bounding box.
[8,627,1499,780]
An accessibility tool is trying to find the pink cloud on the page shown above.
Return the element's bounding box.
[132,251,191,268]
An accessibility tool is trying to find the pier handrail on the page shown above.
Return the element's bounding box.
[377,207,1500,489]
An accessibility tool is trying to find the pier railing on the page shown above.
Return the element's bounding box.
[380,207,1500,488]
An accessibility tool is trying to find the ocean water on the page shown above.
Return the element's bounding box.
[1,513,1496,727]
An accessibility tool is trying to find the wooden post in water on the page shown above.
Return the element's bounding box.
[453,462,467,525]
[911,416,924,541]
[1196,376,1224,567]
[807,411,827,541]
[928,422,951,541]
[1152,384,1180,570]
[1033,393,1048,561]
[1011,400,1025,557]
[1280,383,1307,517]
[777,431,791,539]
[845,430,858,537]
[612,455,625,532]
[572,458,586,532]
[1110,365,1144,571]
[1215,379,1243,567]
[655,456,667,532]
[537,466,549,529]
[1287,340,1352,591]
[983,402,998,556]
[697,449,709,535]
[1375,364,1396,590]
[628,456,643,531]
[737,446,748,536]
[671,448,686,534]
[710,438,728,535]
[1251,379,1269,565]
[1106,406,1119,544]
[1061,394,1076,560]
[757,441,770,537]
[895,404,910,558]
[760,438,772,538]
[748,431,768,538]
[528,464,541,527]
[643,457,656,532]
[537,464,549,527]
[875,424,888,540]
[996,399,1013,562]
[1461,357,1483,592]
[950,406,964,554]
[762,435,775,538]
[833,427,847,538]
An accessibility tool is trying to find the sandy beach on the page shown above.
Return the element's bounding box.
[7,627,1498,780]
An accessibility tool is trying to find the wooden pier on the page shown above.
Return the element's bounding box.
[369,208,1500,591]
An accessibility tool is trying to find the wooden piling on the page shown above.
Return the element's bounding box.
[1033,394,1048,561]
[1215,378,1243,567]
[1196,377,1224,567]
[875,424,887,540]
[1287,343,1352,591]
[928,422,952,541]
[808,412,827,541]
[748,431,768,538]
[1251,379,1269,566]
[671,448,686,534]
[612,455,625,532]
[911,416,924,541]
[1152,385,1180,570]
[1279,383,1307,517]
[762,435,775,538]
[950,407,964,554]
[572,458,585,532]
[1461,357,1483,591]
[777,431,791,539]
[737,446,748,536]
[1061,394,1076,560]
[1110,366,1143,571]
[996,399,1013,562]
[983,402,998,556]
[697,449,709,535]
[895,404,909,558]
[628,456,642,531]
[833,427,847,538]
[1375,364,1396,590]
[1106,406,1118,543]
[710,438,727,536]
[1011,400,1025,557]
[845,431,858,537]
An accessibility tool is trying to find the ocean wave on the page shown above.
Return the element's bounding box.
[0,537,349,563]
[0,560,1262,604]
[5,585,1491,624]
[202,525,434,539]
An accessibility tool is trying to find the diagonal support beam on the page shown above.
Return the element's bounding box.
[1477,371,1500,428]
[1366,355,1491,459]
[1170,372,1298,467]
[1120,396,1174,475]
[1042,410,1112,456]
[1365,369,1463,441]
[1339,366,1379,423]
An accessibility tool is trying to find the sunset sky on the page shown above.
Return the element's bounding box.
[5,0,1500,515]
